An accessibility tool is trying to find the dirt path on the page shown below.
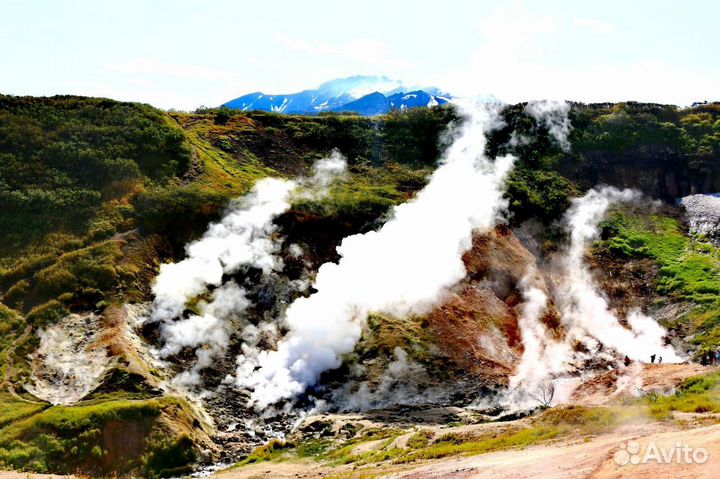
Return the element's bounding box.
[216,421,720,479]
[215,461,333,479]
[390,422,720,479]
[216,363,720,479]
[0,473,76,479]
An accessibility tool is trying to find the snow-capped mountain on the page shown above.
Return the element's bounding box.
[334,90,451,115]
[222,75,451,115]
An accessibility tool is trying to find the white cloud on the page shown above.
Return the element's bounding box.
[273,33,409,74]
[59,58,254,110]
[573,18,617,36]
[432,6,720,105]
[102,58,244,83]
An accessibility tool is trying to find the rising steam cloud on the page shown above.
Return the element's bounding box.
[509,271,573,393]
[149,152,347,384]
[511,186,682,400]
[525,100,572,152]
[235,102,516,407]
[150,99,681,411]
[559,186,681,363]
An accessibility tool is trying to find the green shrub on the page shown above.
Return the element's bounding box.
[143,434,196,477]
[0,95,190,251]
[133,187,228,243]
[238,438,292,466]
[406,429,434,449]
[25,300,68,327]
[0,398,180,476]
[506,167,575,224]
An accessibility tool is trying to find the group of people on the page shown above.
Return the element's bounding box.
[649,354,663,364]
[700,349,720,366]
[622,351,720,367]
[623,354,663,367]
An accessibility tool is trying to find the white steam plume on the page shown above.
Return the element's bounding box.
[151,151,347,325]
[150,179,296,324]
[149,153,347,384]
[160,281,250,386]
[509,271,573,394]
[235,102,516,407]
[559,186,682,363]
[326,347,446,412]
[302,150,347,196]
[525,100,572,152]
[510,187,682,404]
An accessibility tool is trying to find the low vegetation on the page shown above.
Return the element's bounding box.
[642,370,720,419]
[0,95,189,252]
[0,96,719,475]
[235,369,720,473]
[598,209,720,352]
[233,404,646,470]
[0,396,195,477]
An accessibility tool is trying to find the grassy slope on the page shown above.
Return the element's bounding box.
[598,210,720,354]
[0,395,197,477]
[0,99,246,477]
[4,101,717,322]
[0,101,454,476]
[0,98,718,475]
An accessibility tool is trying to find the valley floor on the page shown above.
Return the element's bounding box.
[391,421,720,479]
[214,364,720,479]
[0,474,77,479]
[216,419,720,479]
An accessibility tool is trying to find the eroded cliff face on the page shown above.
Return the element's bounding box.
[558,151,720,202]
[423,226,559,383]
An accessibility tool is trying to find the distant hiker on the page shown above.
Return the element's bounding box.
[650,354,656,364]
[658,356,663,363]
[624,355,631,367]
[715,350,720,365]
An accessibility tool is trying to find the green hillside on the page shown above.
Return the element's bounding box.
[0,95,719,475]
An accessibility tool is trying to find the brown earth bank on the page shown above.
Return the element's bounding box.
[570,363,715,406]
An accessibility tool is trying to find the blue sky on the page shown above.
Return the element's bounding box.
[1,0,718,109]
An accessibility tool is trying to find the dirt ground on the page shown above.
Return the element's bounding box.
[215,421,720,479]
[0,474,77,479]
[570,363,714,406]
[215,363,720,479]
[2,364,717,479]
[391,422,720,479]
[8,419,716,479]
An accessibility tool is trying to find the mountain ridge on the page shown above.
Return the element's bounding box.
[222,75,451,115]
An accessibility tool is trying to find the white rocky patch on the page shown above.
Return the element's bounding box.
[680,193,720,241]
[26,312,114,405]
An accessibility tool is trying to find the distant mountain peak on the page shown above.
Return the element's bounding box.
[222,76,451,116]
